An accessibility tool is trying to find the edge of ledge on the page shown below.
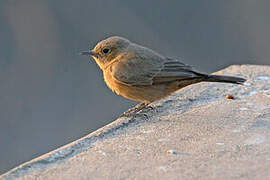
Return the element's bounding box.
[0,112,141,179]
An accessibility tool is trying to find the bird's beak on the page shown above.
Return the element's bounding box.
[80,50,98,58]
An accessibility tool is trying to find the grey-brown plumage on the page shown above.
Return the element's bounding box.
[80,36,246,103]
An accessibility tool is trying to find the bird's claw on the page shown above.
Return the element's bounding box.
[121,103,154,117]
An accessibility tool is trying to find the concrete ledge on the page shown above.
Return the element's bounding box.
[1,65,270,180]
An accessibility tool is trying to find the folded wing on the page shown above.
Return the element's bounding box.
[110,55,204,86]
[152,58,204,84]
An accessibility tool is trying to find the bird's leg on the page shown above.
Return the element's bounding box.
[121,102,154,117]
[122,103,147,115]
[138,103,155,112]
[135,102,148,110]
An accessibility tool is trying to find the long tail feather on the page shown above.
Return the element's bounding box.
[204,75,246,85]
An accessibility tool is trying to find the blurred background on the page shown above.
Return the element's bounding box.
[0,0,269,174]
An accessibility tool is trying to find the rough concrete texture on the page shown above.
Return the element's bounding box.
[1,65,270,180]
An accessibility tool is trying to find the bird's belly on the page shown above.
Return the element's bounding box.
[103,71,169,103]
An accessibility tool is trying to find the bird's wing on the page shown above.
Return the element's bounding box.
[151,58,205,84]
[109,49,163,86]
[110,52,203,86]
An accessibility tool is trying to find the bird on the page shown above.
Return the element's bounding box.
[80,36,246,105]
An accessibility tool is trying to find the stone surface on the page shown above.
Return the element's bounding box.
[1,65,270,180]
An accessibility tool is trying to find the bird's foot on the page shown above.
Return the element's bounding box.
[121,103,154,117]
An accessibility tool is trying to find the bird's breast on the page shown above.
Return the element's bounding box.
[103,69,125,95]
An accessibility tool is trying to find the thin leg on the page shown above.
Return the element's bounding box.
[121,102,153,117]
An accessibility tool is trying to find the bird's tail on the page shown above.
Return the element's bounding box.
[203,74,246,85]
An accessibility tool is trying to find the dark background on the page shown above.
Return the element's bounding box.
[0,0,269,174]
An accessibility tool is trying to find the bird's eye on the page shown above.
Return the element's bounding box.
[102,48,110,54]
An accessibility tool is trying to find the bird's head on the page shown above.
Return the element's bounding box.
[80,36,130,69]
